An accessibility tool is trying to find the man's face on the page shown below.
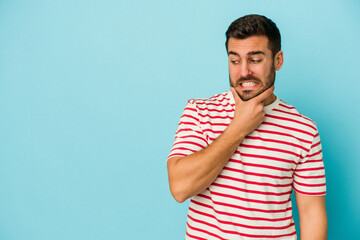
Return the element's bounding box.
[228,36,283,101]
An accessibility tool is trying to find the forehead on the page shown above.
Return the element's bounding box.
[227,35,271,55]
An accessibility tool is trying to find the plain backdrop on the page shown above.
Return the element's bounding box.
[0,0,359,239]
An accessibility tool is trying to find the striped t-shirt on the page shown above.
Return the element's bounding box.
[168,91,326,240]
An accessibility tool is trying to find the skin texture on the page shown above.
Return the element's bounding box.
[167,35,327,239]
[295,193,327,240]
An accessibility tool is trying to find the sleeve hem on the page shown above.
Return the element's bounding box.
[293,186,326,196]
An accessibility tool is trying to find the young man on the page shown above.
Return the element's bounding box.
[167,15,327,239]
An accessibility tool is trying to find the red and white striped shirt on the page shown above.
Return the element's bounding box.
[168,91,326,240]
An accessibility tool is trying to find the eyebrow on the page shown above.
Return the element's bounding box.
[228,50,265,56]
[228,51,239,56]
[248,51,265,56]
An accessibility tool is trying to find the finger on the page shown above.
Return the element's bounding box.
[230,87,243,104]
[253,85,275,103]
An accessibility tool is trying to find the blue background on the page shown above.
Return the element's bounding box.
[0,0,359,239]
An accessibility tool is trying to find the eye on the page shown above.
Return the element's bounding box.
[250,59,262,63]
[230,60,239,64]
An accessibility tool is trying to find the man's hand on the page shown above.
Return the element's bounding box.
[167,86,275,203]
[228,86,275,142]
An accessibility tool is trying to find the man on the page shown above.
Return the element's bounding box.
[167,15,327,239]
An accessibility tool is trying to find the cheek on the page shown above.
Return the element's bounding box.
[253,65,268,77]
[251,64,263,72]
[262,62,274,73]
[229,66,240,78]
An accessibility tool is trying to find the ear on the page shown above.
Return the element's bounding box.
[274,50,284,71]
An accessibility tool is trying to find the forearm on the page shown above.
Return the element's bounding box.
[167,124,245,203]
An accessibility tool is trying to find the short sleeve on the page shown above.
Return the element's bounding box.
[293,128,326,196]
[167,100,209,161]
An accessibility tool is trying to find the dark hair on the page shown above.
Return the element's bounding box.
[225,14,281,57]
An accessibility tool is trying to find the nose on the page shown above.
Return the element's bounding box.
[239,62,251,78]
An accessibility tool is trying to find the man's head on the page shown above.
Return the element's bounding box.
[226,15,283,102]
[226,14,281,57]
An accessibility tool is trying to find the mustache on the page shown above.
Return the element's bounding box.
[236,75,261,84]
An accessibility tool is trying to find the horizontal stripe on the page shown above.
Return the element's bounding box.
[170,147,197,153]
[175,128,204,135]
[212,183,292,196]
[279,103,295,109]
[189,207,295,230]
[294,167,324,172]
[239,152,297,165]
[186,231,207,240]
[191,199,292,222]
[206,129,312,146]
[199,194,292,213]
[306,149,322,158]
[223,167,293,180]
[175,135,208,144]
[172,141,207,149]
[209,95,230,102]
[262,122,314,137]
[217,175,292,188]
[188,216,296,238]
[298,159,323,165]
[187,222,227,240]
[265,114,316,130]
[179,121,197,126]
[240,145,301,159]
[181,114,199,122]
[196,101,235,107]
[194,95,230,104]
[245,136,308,151]
[293,179,326,187]
[199,121,230,126]
[167,153,187,158]
[198,113,233,119]
[184,107,197,112]
[273,108,312,123]
[197,107,234,113]
[210,189,291,204]
[293,186,326,196]
[229,158,295,172]
[254,129,312,144]
[293,173,325,179]
[202,129,226,135]
[311,140,321,148]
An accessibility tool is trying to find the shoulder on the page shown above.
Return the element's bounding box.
[274,99,318,133]
[187,91,235,110]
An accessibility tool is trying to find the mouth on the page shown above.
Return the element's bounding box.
[238,80,261,91]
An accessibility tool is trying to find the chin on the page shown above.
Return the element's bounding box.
[238,90,259,101]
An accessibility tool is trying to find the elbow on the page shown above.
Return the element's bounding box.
[167,157,190,203]
[169,182,189,203]
[172,193,188,203]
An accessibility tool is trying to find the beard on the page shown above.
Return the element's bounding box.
[229,64,276,101]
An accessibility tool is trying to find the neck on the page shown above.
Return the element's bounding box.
[263,93,276,106]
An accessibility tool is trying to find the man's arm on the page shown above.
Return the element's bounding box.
[167,86,274,203]
[295,192,327,240]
